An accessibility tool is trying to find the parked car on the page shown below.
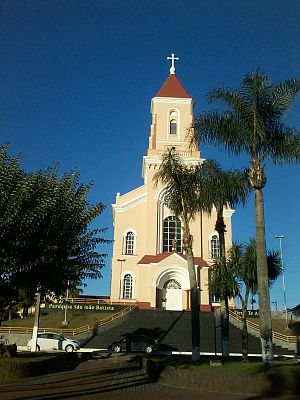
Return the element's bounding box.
[108,335,159,353]
[27,332,80,352]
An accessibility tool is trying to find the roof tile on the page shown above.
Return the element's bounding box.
[138,252,208,267]
[156,74,191,98]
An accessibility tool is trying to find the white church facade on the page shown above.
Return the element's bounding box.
[110,56,234,311]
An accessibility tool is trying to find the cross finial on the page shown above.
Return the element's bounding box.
[167,53,179,75]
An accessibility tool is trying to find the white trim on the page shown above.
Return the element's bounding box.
[138,252,188,267]
[153,266,190,290]
[120,271,136,299]
[166,107,180,141]
[122,229,137,255]
[208,231,220,259]
[156,140,186,144]
[123,228,137,237]
[112,192,147,213]
[155,186,167,201]
[223,208,235,217]
[151,97,194,114]
[121,270,136,280]
[210,205,235,217]
[142,155,204,181]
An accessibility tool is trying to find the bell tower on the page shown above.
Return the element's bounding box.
[143,53,200,183]
[147,53,199,157]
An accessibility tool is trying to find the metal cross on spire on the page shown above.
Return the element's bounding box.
[167,53,179,75]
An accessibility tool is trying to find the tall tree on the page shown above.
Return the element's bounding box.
[154,148,203,362]
[0,146,110,328]
[199,160,251,357]
[193,71,300,364]
[212,238,282,361]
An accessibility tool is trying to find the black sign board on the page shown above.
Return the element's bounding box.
[44,302,116,313]
[234,309,259,317]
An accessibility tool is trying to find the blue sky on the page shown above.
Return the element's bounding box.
[1,1,299,310]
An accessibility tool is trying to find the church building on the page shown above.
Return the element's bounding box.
[110,55,234,311]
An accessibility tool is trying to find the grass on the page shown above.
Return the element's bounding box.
[147,354,299,372]
[247,316,300,336]
[143,355,300,396]
[1,310,116,329]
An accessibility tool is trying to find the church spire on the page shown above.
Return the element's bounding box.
[167,53,179,75]
[155,53,190,98]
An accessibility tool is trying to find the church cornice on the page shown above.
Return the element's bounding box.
[142,154,204,183]
[151,97,194,114]
[112,191,147,222]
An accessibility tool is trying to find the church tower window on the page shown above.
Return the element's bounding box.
[169,110,178,136]
[163,216,182,252]
[123,274,133,299]
[170,119,177,134]
[210,234,220,258]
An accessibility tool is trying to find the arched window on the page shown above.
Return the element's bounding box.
[170,119,177,134]
[163,216,182,252]
[163,279,181,289]
[125,231,134,255]
[210,235,220,258]
[123,274,133,299]
[169,110,178,136]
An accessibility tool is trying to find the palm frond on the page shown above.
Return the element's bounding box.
[210,256,240,300]
[267,250,282,286]
[270,79,300,115]
[193,70,300,169]
[193,111,251,155]
[199,159,251,211]
[267,124,300,164]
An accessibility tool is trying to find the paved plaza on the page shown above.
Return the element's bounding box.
[0,354,298,400]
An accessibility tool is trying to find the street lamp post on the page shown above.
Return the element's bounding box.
[62,280,70,326]
[275,235,289,330]
[117,259,126,300]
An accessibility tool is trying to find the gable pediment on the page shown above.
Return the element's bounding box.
[138,252,208,267]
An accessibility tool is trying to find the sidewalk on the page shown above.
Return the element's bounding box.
[0,354,298,400]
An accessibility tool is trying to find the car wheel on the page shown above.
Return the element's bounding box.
[113,345,121,353]
[144,345,153,353]
[65,344,74,352]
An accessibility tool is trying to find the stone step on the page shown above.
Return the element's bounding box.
[82,309,294,355]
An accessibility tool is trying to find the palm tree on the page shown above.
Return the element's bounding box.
[215,238,282,361]
[199,160,251,358]
[154,150,250,361]
[192,70,300,364]
[154,148,203,362]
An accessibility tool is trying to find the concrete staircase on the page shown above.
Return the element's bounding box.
[82,308,294,355]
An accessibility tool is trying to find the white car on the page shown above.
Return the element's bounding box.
[27,332,80,352]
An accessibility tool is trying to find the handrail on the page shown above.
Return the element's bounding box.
[229,310,298,344]
[0,305,137,337]
[46,295,112,305]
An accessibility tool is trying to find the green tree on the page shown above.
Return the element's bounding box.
[193,71,300,364]
[154,148,203,362]
[0,146,110,327]
[199,160,251,357]
[212,238,281,361]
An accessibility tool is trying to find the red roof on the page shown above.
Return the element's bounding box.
[138,252,208,267]
[156,74,191,98]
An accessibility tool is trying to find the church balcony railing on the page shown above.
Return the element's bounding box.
[158,150,192,158]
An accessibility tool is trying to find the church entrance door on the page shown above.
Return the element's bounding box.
[163,279,182,311]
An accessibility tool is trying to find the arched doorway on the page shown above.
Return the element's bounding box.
[153,266,190,311]
[163,279,182,310]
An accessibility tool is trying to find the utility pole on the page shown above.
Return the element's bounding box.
[275,235,289,330]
